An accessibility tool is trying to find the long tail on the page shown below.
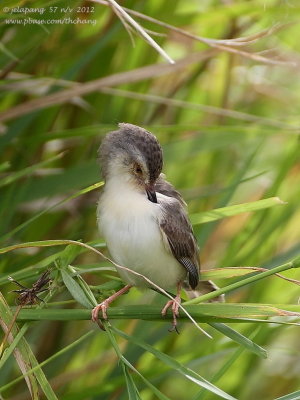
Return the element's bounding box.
[184,280,225,302]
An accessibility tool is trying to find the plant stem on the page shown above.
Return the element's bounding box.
[15,303,300,322]
[184,256,300,305]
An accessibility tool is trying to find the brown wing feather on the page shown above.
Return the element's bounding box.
[159,196,200,289]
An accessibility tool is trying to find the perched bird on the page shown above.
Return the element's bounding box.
[92,123,221,330]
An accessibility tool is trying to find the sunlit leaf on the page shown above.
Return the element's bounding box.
[191,197,286,225]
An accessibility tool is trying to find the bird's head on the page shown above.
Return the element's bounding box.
[99,123,163,203]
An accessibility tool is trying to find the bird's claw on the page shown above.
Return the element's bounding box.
[91,285,132,327]
[161,298,181,334]
[91,301,109,322]
[168,324,180,334]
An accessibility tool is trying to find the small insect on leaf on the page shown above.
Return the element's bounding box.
[9,269,52,306]
[1,270,52,356]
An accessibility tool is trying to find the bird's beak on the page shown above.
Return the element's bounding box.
[146,184,157,203]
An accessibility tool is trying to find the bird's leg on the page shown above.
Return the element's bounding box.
[161,282,182,333]
[91,284,132,322]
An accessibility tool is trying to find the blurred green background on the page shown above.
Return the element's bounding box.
[0,0,300,399]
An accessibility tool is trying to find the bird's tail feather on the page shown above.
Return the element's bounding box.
[184,280,225,302]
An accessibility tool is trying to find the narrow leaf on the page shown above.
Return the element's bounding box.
[0,293,58,400]
[105,323,170,400]
[122,363,142,400]
[112,326,237,400]
[275,390,300,400]
[16,303,300,322]
[190,197,286,225]
[0,181,103,241]
[209,323,267,358]
[0,152,65,188]
[60,269,93,309]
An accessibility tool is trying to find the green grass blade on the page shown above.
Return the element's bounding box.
[184,256,300,305]
[193,327,263,400]
[209,323,267,358]
[274,390,300,400]
[190,197,286,225]
[0,331,94,394]
[193,349,244,400]
[0,324,29,371]
[0,152,65,188]
[0,293,58,400]
[60,269,93,309]
[122,363,143,400]
[105,323,171,400]
[0,181,103,241]
[16,303,300,322]
[0,294,38,398]
[112,326,237,400]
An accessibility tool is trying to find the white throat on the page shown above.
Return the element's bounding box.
[101,174,148,213]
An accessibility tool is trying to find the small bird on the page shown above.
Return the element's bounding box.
[92,123,220,330]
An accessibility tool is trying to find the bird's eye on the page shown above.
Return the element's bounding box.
[134,165,143,175]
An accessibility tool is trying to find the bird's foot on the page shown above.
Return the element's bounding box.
[91,284,132,323]
[161,294,181,334]
[92,300,109,322]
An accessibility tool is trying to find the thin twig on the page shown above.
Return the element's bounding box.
[3,72,299,130]
[72,241,212,337]
[0,51,215,123]
[109,2,136,46]
[0,305,22,356]
[1,240,212,338]
[91,0,297,67]
[98,87,300,130]
[209,266,300,286]
[106,0,174,64]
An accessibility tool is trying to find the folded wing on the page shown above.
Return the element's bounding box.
[156,181,200,290]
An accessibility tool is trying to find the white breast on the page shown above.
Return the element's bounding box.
[97,180,185,289]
